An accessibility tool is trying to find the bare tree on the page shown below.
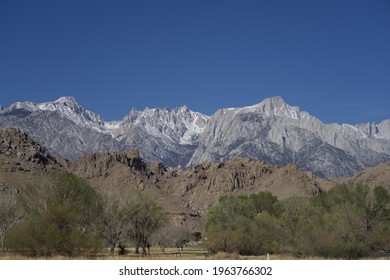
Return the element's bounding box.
[98,191,130,255]
[0,195,22,253]
[153,226,190,254]
[126,191,166,254]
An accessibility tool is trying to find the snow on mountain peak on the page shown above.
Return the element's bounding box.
[46,96,104,126]
[122,105,209,145]
[229,96,300,120]
[55,96,79,108]
[255,96,301,119]
[5,96,111,134]
[264,96,287,106]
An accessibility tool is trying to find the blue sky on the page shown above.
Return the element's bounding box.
[1,0,389,124]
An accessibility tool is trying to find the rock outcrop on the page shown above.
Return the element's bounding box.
[0,128,64,173]
[0,128,65,195]
[69,150,325,229]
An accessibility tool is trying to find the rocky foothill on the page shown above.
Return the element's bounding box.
[0,128,65,195]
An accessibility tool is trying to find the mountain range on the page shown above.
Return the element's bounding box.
[1,96,389,177]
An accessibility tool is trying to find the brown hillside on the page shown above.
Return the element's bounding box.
[333,162,390,190]
[0,128,65,194]
[69,151,325,229]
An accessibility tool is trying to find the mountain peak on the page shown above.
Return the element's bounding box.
[256,96,301,119]
[177,105,189,112]
[257,96,289,109]
[55,96,79,108]
[263,96,287,106]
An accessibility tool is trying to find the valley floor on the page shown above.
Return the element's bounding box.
[1,246,388,260]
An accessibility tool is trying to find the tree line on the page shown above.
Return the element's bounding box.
[2,171,390,259]
[0,172,168,257]
[205,185,390,259]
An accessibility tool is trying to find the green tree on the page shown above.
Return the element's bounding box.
[7,172,103,257]
[248,192,280,216]
[205,192,280,255]
[325,202,369,258]
[250,211,282,254]
[7,203,102,257]
[191,232,202,243]
[205,196,248,253]
[367,221,390,256]
[279,196,310,247]
[363,186,390,231]
[294,204,327,257]
[49,172,102,235]
[17,174,54,217]
[294,184,390,258]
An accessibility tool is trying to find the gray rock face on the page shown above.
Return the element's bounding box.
[0,109,120,161]
[189,97,390,177]
[0,97,209,167]
[1,96,389,177]
[116,106,209,167]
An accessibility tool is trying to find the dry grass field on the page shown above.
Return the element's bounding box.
[0,245,278,260]
[0,246,329,260]
[1,244,388,260]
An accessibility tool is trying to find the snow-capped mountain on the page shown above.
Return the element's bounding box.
[0,96,209,167]
[113,106,209,166]
[1,96,389,177]
[121,106,209,145]
[188,97,390,177]
[4,96,121,135]
[8,96,103,124]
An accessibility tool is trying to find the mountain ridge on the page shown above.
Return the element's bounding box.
[1,96,389,177]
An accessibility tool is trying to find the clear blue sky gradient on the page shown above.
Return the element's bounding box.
[1,0,389,124]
